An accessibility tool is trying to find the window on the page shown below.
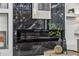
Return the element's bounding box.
[38,3,50,11]
[0,14,8,49]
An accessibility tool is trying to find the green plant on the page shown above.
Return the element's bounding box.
[48,20,62,37]
[48,21,57,30]
[48,30,61,37]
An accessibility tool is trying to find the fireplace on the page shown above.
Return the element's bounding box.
[13,3,65,56]
[13,29,64,56]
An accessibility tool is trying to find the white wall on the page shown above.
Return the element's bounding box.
[65,17,77,51]
[65,3,79,51]
[0,3,13,56]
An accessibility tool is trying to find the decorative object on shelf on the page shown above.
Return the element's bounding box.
[58,37,62,45]
[0,31,6,48]
[54,45,63,54]
[68,8,75,13]
[48,21,57,30]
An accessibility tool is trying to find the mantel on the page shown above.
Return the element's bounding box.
[17,29,64,43]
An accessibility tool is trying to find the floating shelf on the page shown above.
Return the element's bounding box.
[66,13,79,18]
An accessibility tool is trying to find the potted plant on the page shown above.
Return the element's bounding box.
[48,21,61,38]
[48,30,61,38]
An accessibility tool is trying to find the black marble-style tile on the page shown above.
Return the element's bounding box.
[13,3,65,56]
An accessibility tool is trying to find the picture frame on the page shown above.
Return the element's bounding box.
[0,31,6,49]
[32,3,51,19]
[0,3,8,9]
